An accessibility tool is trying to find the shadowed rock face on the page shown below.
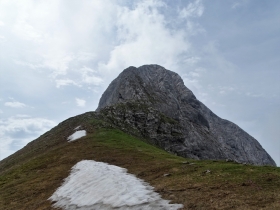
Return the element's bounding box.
[97,64,276,166]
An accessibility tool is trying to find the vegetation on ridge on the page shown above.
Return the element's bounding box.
[0,114,279,209]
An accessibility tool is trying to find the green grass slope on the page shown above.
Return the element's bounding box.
[0,112,279,210]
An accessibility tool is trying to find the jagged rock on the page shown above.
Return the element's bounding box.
[96,64,276,166]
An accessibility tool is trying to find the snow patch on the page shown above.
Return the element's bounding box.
[67,130,86,141]
[74,125,81,130]
[49,160,183,210]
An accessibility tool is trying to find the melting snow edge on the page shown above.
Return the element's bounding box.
[49,160,183,210]
[67,130,86,141]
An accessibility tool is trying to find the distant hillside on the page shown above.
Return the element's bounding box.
[0,112,280,209]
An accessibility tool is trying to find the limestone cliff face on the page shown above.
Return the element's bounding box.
[97,65,276,166]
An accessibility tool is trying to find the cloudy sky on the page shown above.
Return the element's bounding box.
[0,0,279,166]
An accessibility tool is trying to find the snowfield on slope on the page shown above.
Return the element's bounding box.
[67,130,86,141]
[49,160,183,210]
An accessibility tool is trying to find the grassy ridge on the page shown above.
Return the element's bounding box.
[0,122,280,209]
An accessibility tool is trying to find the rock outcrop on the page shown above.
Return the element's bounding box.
[96,64,276,166]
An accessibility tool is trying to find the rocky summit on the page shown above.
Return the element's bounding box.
[97,64,276,166]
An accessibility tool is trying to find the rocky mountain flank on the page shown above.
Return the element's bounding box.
[97,64,276,166]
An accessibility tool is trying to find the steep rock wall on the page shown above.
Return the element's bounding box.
[97,65,276,166]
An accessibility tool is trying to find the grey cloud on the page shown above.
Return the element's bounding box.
[4,101,26,108]
[0,115,57,159]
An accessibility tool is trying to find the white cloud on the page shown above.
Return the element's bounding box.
[178,0,205,36]
[246,92,263,98]
[202,41,237,73]
[14,60,45,69]
[97,0,196,79]
[76,52,96,62]
[4,101,26,108]
[184,56,201,66]
[0,115,57,160]
[217,86,236,95]
[189,71,200,78]
[181,67,207,101]
[179,0,204,18]
[231,0,249,9]
[75,98,86,107]
[14,19,42,41]
[182,76,207,103]
[0,35,5,40]
[0,115,56,136]
[0,0,117,80]
[0,0,204,89]
[0,135,14,160]
[231,2,241,9]
[81,66,103,86]
[55,79,79,88]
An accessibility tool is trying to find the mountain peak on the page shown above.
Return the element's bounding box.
[97,64,196,118]
[96,65,276,166]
